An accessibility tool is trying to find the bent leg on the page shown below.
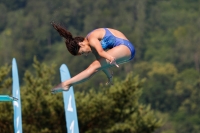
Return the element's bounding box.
[52,45,131,92]
[98,45,131,70]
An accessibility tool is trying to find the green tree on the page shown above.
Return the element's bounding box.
[0,59,162,133]
[134,62,178,112]
[76,73,162,133]
[0,64,13,133]
[171,69,200,133]
[0,4,7,32]
[20,57,67,133]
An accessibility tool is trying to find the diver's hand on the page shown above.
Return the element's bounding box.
[109,56,119,68]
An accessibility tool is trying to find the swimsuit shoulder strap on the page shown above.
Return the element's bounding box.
[104,28,113,37]
[87,28,113,39]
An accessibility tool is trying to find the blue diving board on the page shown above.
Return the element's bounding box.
[0,95,18,101]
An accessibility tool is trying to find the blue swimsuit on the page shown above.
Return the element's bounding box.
[87,28,135,61]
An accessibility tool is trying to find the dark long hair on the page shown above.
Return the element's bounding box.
[51,22,84,55]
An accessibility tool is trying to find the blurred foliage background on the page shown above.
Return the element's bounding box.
[0,0,200,132]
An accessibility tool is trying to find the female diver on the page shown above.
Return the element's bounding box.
[51,22,135,93]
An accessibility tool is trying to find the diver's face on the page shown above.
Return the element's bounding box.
[78,40,91,56]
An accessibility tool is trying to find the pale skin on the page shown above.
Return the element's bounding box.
[51,28,131,93]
